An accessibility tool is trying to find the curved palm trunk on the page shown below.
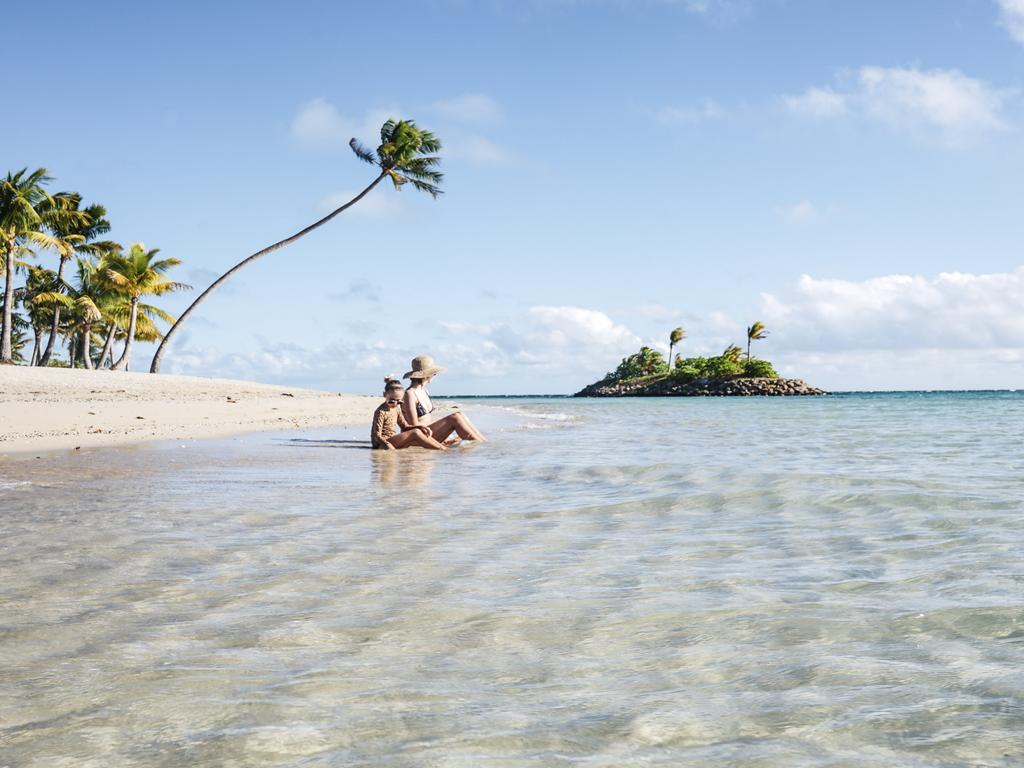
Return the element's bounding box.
[1,249,15,363]
[746,339,751,361]
[98,324,116,368]
[149,171,388,373]
[38,256,68,366]
[112,298,138,371]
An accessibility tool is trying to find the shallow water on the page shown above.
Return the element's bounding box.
[2,393,1023,767]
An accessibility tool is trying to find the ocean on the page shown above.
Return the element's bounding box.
[2,392,1023,766]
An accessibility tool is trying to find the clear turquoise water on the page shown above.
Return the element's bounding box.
[2,393,1023,766]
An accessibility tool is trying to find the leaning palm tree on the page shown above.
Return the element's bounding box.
[103,244,188,371]
[746,321,769,361]
[149,118,444,373]
[668,327,685,369]
[38,202,111,366]
[0,168,85,363]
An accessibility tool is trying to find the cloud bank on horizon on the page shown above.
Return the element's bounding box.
[166,265,1024,393]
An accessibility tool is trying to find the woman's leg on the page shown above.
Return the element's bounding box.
[388,429,447,450]
[424,412,486,442]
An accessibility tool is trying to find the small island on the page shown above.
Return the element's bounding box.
[575,322,827,397]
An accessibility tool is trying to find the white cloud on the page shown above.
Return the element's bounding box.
[752,268,1024,389]
[318,187,403,218]
[161,267,1024,393]
[655,100,726,124]
[997,0,1024,44]
[436,306,641,375]
[761,268,1024,354]
[290,99,398,149]
[166,305,644,393]
[778,200,820,223]
[784,87,847,117]
[676,0,749,20]
[785,67,1011,140]
[859,66,1007,131]
[165,338,404,391]
[434,94,502,123]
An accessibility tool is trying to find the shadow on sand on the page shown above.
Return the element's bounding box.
[277,438,373,450]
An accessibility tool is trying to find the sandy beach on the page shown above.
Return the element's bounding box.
[0,366,376,454]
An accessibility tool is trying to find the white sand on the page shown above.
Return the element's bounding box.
[0,366,376,454]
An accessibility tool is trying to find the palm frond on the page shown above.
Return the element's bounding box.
[30,291,75,308]
[405,177,443,198]
[146,280,191,295]
[138,303,176,324]
[349,138,377,165]
[75,296,103,322]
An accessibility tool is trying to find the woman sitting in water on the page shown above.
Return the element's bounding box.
[401,355,486,443]
[372,378,447,450]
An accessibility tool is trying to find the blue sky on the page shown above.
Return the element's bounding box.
[5,0,1024,393]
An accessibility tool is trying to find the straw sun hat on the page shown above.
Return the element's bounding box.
[403,354,446,380]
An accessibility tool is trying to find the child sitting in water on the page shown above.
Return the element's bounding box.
[371,378,447,450]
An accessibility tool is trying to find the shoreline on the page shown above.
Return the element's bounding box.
[0,366,376,455]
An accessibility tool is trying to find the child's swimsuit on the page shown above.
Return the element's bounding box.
[371,402,411,449]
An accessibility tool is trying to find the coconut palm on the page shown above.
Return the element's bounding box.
[22,266,66,365]
[59,258,115,369]
[99,298,174,369]
[669,327,685,369]
[9,321,29,363]
[0,168,83,363]
[103,244,188,371]
[38,202,111,366]
[746,321,768,361]
[149,118,444,373]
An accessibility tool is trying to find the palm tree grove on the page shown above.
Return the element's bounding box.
[2,118,442,373]
[1,168,188,370]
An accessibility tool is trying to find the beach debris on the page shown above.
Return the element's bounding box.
[136,416,145,419]
[281,392,295,397]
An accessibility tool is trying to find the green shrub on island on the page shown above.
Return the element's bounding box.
[742,358,778,378]
[671,355,740,382]
[610,346,669,379]
[607,349,779,385]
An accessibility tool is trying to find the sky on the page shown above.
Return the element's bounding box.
[5,0,1024,394]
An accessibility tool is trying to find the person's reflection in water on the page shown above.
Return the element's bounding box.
[371,449,435,489]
